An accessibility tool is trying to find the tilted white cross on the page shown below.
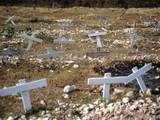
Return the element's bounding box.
[88,63,153,102]
[5,16,16,26]
[0,79,47,112]
[153,21,160,32]
[143,21,156,27]
[88,31,106,52]
[37,47,62,60]
[21,32,43,51]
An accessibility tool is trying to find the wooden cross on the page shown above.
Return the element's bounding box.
[0,79,47,112]
[88,63,153,102]
[57,19,72,31]
[54,36,74,49]
[21,32,43,51]
[88,31,106,52]
[124,28,139,49]
[37,47,62,60]
[129,29,139,48]
[5,16,15,26]
[153,21,160,32]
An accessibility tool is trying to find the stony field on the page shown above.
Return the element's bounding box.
[0,6,160,120]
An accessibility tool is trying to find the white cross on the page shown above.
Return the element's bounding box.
[143,21,156,27]
[88,63,153,102]
[21,32,43,51]
[88,31,106,52]
[131,66,147,92]
[54,36,74,49]
[0,79,47,112]
[37,47,62,60]
[57,19,72,31]
[54,36,74,44]
[5,16,15,26]
[153,21,160,32]
[129,29,139,48]
[102,73,111,102]
[124,28,139,49]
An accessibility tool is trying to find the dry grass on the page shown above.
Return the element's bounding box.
[0,6,160,118]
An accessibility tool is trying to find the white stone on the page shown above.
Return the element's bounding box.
[63,94,69,99]
[146,97,152,103]
[73,64,79,69]
[107,103,115,113]
[65,60,75,64]
[37,118,43,120]
[82,104,94,114]
[88,104,95,110]
[146,89,152,96]
[133,100,139,106]
[49,70,54,73]
[41,111,46,116]
[113,88,125,95]
[29,116,37,120]
[63,85,76,93]
[7,116,14,120]
[125,91,134,98]
[82,106,89,114]
[122,97,129,104]
[40,100,46,106]
[139,99,144,103]
[155,75,160,79]
[99,102,105,108]
[130,104,137,110]
[20,115,27,120]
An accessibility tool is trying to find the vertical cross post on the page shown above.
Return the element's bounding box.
[96,35,103,52]
[17,79,32,112]
[132,67,147,92]
[102,73,111,102]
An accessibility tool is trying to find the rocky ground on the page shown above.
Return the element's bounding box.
[0,6,160,119]
[3,90,160,120]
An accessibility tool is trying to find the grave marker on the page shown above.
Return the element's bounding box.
[0,79,47,112]
[5,16,15,26]
[132,66,147,92]
[54,36,74,44]
[37,47,62,60]
[102,73,111,100]
[153,21,160,32]
[88,63,153,102]
[21,32,43,51]
[54,36,74,49]
[88,31,106,52]
[124,28,139,49]
[57,19,72,31]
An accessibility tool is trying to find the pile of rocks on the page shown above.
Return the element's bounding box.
[4,93,160,120]
[80,97,159,120]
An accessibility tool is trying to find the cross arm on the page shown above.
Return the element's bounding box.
[127,63,153,83]
[88,63,153,85]
[0,79,47,96]
[0,85,20,96]
[32,37,43,43]
[88,76,129,85]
